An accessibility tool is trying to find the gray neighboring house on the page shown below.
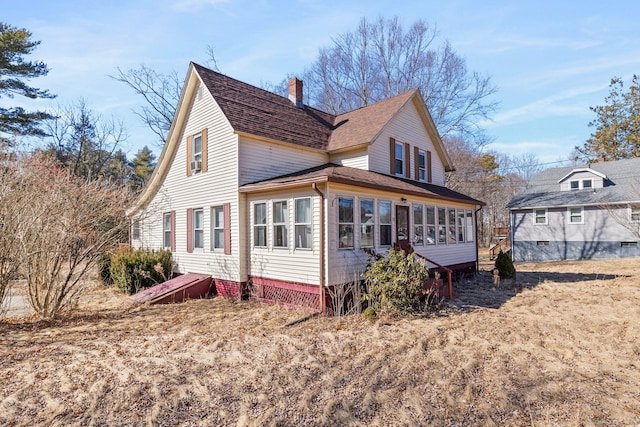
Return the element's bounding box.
[506,158,640,262]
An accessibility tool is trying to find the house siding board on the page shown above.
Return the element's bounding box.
[368,101,445,186]
[325,183,477,286]
[328,147,368,169]
[238,136,328,186]
[511,206,640,262]
[137,81,243,281]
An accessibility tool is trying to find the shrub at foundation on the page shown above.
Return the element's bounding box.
[110,248,173,294]
[495,250,516,279]
[363,249,431,317]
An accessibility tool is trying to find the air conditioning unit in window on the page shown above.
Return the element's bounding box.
[190,160,202,172]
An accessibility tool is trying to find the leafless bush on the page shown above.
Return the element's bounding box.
[1,153,131,319]
[328,274,365,318]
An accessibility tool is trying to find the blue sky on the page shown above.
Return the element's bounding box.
[4,0,640,165]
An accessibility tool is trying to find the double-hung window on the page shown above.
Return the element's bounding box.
[413,205,424,245]
[465,210,474,243]
[193,208,204,249]
[253,203,267,247]
[211,206,224,250]
[534,209,547,225]
[437,207,446,244]
[425,206,435,244]
[193,134,202,163]
[273,201,288,248]
[360,199,375,247]
[447,208,457,243]
[295,198,312,249]
[569,207,583,224]
[418,150,426,182]
[338,197,354,248]
[395,142,404,177]
[379,201,392,246]
[457,210,465,242]
[163,213,171,248]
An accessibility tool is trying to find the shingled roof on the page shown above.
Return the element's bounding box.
[193,63,422,153]
[239,163,483,205]
[507,157,640,209]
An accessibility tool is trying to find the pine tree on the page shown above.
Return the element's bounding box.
[0,22,55,144]
[129,146,156,192]
[575,75,640,161]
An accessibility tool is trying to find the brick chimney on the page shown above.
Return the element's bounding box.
[288,77,303,108]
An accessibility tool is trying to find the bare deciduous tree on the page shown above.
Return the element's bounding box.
[303,17,498,145]
[110,66,182,146]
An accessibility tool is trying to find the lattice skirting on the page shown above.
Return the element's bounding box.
[214,279,245,299]
[249,277,321,311]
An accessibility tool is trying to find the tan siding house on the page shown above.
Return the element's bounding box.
[129,62,483,310]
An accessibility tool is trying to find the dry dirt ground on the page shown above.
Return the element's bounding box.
[1,257,640,426]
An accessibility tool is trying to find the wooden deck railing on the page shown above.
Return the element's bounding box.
[414,253,453,299]
[489,236,511,259]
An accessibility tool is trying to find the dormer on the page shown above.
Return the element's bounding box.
[558,168,607,191]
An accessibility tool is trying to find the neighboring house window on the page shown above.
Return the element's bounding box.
[457,210,465,242]
[395,142,404,177]
[273,200,288,248]
[360,199,375,247]
[534,209,547,225]
[413,204,424,245]
[254,203,267,247]
[338,197,354,248]
[437,207,446,244]
[295,198,312,249]
[211,206,224,250]
[465,210,474,243]
[418,150,426,182]
[631,206,640,222]
[582,179,592,189]
[162,213,171,248]
[193,208,204,249]
[569,207,583,224]
[621,241,638,248]
[447,208,457,244]
[537,241,549,246]
[426,206,435,244]
[570,180,579,190]
[132,220,140,241]
[379,200,392,246]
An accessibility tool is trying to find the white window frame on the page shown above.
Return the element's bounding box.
[193,208,204,250]
[272,200,288,249]
[394,142,404,177]
[338,197,354,249]
[630,206,640,222]
[253,202,267,248]
[570,180,579,190]
[294,197,312,250]
[379,200,392,247]
[162,213,171,248]
[211,206,224,251]
[425,206,436,245]
[192,133,202,163]
[465,210,474,243]
[418,150,426,182]
[582,179,593,189]
[360,198,375,248]
[568,207,584,224]
[437,207,446,244]
[413,204,424,246]
[534,209,548,225]
[457,209,465,243]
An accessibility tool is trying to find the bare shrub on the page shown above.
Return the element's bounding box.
[6,154,131,318]
[0,161,23,317]
[327,276,365,318]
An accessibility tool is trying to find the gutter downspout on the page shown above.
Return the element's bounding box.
[312,183,326,314]
[475,205,483,273]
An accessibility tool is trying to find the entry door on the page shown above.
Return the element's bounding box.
[396,205,409,243]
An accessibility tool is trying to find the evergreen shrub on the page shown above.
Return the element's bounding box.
[110,248,173,294]
[494,250,516,279]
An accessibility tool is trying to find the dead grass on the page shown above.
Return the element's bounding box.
[1,258,640,426]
